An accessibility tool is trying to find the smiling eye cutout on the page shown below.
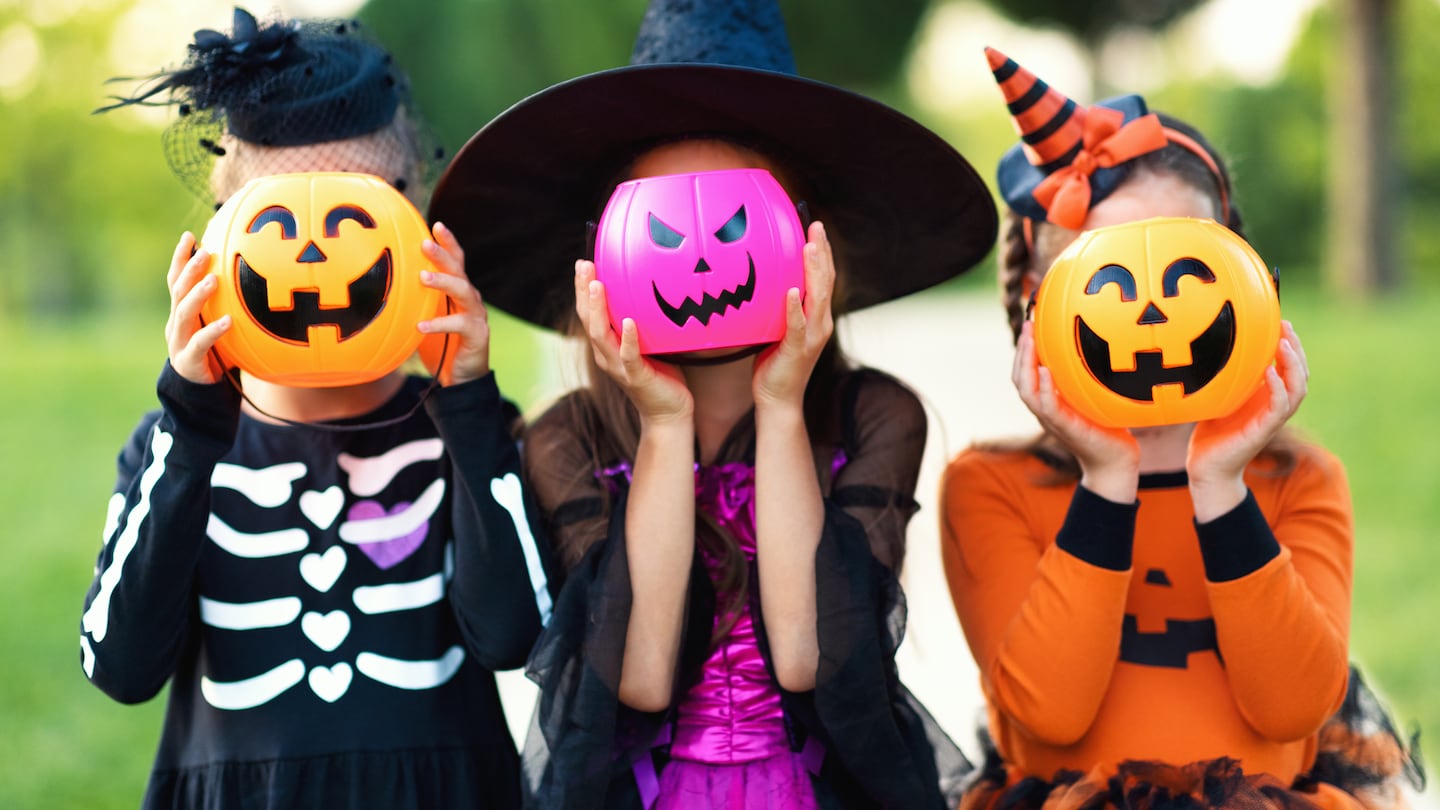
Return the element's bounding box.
[325,205,377,238]
[1162,258,1217,297]
[713,206,747,243]
[649,213,685,249]
[1084,264,1138,301]
[247,206,298,239]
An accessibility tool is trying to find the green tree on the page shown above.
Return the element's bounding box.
[1,6,196,322]
[1153,0,1440,294]
[969,0,1211,97]
[1327,0,1401,295]
[360,0,934,158]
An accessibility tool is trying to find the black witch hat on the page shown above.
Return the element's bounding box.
[429,0,997,330]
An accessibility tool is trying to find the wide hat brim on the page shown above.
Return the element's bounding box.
[429,63,997,330]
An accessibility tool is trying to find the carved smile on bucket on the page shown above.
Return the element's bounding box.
[1076,300,1236,402]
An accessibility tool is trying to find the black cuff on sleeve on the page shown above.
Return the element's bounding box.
[1055,485,1138,571]
[1194,490,1280,582]
[156,361,241,452]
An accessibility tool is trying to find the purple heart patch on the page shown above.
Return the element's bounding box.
[346,500,429,570]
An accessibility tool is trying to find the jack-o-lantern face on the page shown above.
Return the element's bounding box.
[201,172,441,387]
[1032,217,1279,427]
[593,168,805,356]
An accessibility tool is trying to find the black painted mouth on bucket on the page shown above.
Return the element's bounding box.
[1077,300,1236,402]
[653,254,756,327]
[238,250,392,344]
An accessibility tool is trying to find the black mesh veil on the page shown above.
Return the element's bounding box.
[97,8,443,208]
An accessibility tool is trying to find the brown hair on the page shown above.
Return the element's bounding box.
[989,112,1300,480]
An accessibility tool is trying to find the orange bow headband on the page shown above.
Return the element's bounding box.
[988,47,1229,230]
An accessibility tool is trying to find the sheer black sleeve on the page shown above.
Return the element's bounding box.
[828,369,927,571]
[521,394,613,577]
[521,394,717,809]
[802,368,967,809]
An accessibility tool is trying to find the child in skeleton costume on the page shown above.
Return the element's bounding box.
[939,49,1425,810]
[81,10,553,808]
[427,1,996,807]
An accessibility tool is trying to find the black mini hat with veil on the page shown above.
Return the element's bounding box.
[98,7,443,206]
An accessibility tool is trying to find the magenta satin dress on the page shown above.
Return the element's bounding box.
[651,463,819,810]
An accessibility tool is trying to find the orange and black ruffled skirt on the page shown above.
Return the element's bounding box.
[960,669,1425,810]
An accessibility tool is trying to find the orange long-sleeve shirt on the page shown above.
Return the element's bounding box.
[940,445,1352,785]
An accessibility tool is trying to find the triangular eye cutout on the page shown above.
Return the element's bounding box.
[714,206,747,243]
[649,213,685,249]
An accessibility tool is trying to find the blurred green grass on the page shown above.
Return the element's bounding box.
[2,289,1433,808]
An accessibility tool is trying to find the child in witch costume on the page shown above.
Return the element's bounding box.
[940,49,1425,810]
[82,9,552,808]
[428,1,996,808]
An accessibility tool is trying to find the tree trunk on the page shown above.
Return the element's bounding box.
[1327,0,1400,295]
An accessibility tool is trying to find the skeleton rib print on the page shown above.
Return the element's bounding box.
[80,371,550,802]
[195,437,464,708]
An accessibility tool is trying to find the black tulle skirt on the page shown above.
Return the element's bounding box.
[958,668,1424,810]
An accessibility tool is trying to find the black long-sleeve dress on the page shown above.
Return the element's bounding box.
[80,364,554,809]
[518,367,970,810]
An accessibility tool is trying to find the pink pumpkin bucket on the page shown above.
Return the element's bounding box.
[594,168,806,356]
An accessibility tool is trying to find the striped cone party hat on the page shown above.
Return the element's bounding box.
[985,47,1085,173]
[988,47,1169,228]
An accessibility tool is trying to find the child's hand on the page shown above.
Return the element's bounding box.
[575,259,693,425]
[418,222,490,386]
[165,231,230,384]
[1013,320,1140,503]
[752,220,835,411]
[1187,321,1308,520]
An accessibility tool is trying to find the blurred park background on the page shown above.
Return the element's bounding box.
[2,0,1437,806]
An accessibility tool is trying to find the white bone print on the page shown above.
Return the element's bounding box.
[337,438,444,496]
[356,646,464,690]
[353,573,444,615]
[199,596,302,630]
[308,663,353,702]
[490,473,553,625]
[101,493,126,548]
[299,546,347,592]
[202,660,306,710]
[207,513,309,558]
[338,479,445,545]
[211,461,306,507]
[84,427,173,643]
[301,611,351,652]
[298,486,344,530]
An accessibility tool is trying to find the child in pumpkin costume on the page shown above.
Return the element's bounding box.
[940,49,1424,810]
[81,9,553,808]
[428,0,995,807]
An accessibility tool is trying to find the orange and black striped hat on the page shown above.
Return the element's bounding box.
[989,47,1182,230]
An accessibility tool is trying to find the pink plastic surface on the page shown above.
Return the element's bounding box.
[594,168,805,356]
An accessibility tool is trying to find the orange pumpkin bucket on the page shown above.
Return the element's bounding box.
[1032,216,1280,428]
[200,172,442,387]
